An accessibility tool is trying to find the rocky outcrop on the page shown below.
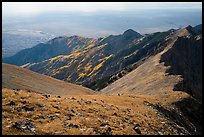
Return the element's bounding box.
[160,34,202,102]
[12,120,36,133]
[101,26,202,101]
[194,24,202,34]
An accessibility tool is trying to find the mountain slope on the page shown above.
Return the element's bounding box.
[85,30,175,90]
[2,26,202,135]
[101,25,202,102]
[160,33,202,102]
[17,30,141,84]
[3,26,202,97]
[3,87,201,135]
[3,36,97,66]
[2,63,94,96]
[99,26,202,135]
[21,29,173,90]
[193,24,202,33]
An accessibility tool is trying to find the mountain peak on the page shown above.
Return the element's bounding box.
[183,25,199,36]
[185,25,193,31]
[70,35,85,38]
[175,25,199,37]
[123,29,139,35]
[122,29,142,39]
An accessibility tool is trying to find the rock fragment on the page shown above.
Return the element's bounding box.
[65,113,74,120]
[7,101,15,106]
[12,120,36,133]
[52,105,59,109]
[101,126,112,135]
[16,105,34,112]
[133,124,141,134]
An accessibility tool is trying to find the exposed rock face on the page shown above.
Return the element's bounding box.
[193,24,202,34]
[101,26,202,101]
[160,35,202,102]
[172,97,202,135]
[99,26,202,135]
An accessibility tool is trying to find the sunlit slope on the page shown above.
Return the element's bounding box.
[2,63,94,96]
[3,88,201,135]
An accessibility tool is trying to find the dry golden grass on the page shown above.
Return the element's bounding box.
[2,88,190,135]
[2,63,94,96]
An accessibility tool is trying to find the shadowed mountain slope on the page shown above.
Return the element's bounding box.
[160,34,202,102]
[193,24,202,33]
[99,26,202,134]
[101,25,202,103]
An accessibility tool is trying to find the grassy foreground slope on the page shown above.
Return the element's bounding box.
[3,88,200,135]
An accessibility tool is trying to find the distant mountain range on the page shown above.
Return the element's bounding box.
[3,24,202,102]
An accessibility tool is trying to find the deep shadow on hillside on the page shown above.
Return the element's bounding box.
[160,35,202,103]
[145,96,202,135]
[172,97,202,135]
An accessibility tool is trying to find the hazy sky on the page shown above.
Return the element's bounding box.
[2,2,202,38]
[3,2,202,17]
